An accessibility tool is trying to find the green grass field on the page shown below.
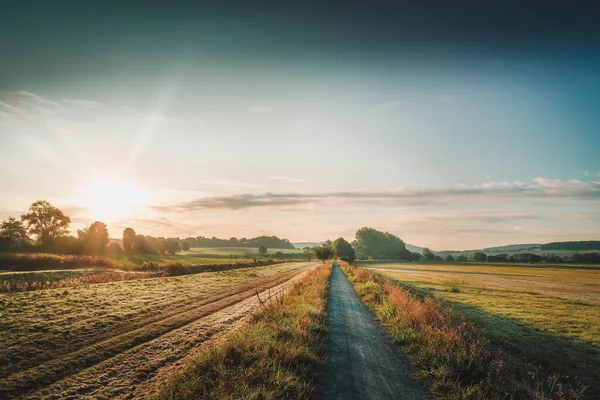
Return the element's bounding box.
[187,247,303,256]
[363,262,600,397]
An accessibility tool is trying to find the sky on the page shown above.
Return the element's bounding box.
[1,1,599,250]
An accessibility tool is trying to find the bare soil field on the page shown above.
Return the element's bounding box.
[0,261,317,399]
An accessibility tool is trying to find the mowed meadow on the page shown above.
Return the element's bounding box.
[0,261,318,399]
[362,262,600,397]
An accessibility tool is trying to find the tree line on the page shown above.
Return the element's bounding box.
[540,241,600,251]
[0,200,293,257]
[177,235,295,249]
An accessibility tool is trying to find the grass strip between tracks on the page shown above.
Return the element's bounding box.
[157,262,332,399]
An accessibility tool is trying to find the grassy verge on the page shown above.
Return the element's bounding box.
[340,262,587,400]
[157,262,332,399]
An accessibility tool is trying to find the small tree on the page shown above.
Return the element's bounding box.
[0,217,30,251]
[166,239,181,255]
[445,254,455,262]
[421,247,435,261]
[473,252,487,262]
[258,245,268,256]
[21,200,70,246]
[274,251,284,259]
[122,227,136,253]
[333,237,356,263]
[181,241,191,251]
[77,221,110,255]
[314,244,334,263]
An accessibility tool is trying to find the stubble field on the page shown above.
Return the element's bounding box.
[363,262,600,397]
[0,261,317,399]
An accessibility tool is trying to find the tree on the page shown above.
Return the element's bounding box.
[314,243,334,263]
[258,245,268,256]
[445,254,455,262]
[274,251,284,259]
[333,237,356,263]
[473,252,487,262]
[122,227,136,253]
[353,227,411,260]
[181,241,191,251]
[0,217,29,251]
[77,221,110,255]
[421,247,435,261]
[166,239,181,255]
[21,200,70,246]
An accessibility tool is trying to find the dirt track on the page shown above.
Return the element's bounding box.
[1,262,317,399]
[320,263,430,400]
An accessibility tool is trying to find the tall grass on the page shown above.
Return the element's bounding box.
[158,263,332,399]
[340,263,586,400]
[0,253,114,271]
[0,270,155,293]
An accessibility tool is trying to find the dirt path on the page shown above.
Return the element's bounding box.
[2,263,318,399]
[320,263,430,400]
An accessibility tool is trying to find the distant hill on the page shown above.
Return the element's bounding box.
[483,243,541,252]
[405,243,425,254]
[541,241,600,251]
[293,242,321,249]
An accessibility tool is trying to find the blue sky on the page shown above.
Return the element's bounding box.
[1,1,599,249]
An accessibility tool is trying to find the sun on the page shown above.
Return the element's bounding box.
[80,178,150,220]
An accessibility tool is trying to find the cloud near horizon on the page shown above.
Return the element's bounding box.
[155,177,600,212]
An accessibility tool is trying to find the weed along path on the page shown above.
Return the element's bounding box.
[320,262,430,400]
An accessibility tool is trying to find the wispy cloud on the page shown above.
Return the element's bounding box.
[198,178,264,188]
[268,176,304,183]
[61,98,99,107]
[0,100,26,115]
[155,177,600,212]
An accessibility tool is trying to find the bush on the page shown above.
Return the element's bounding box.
[163,263,188,276]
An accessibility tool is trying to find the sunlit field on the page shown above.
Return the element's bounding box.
[362,262,600,397]
[187,247,303,256]
[0,262,317,398]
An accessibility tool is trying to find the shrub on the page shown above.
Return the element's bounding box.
[163,263,188,276]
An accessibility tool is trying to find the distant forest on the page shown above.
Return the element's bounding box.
[181,236,296,250]
[541,241,600,251]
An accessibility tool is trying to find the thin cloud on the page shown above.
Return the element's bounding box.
[0,100,26,114]
[61,98,99,107]
[269,176,305,183]
[154,177,600,212]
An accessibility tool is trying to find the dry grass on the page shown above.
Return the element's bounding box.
[0,262,316,398]
[342,263,588,399]
[0,252,114,271]
[157,262,332,400]
[0,269,155,292]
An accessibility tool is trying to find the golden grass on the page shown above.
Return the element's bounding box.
[364,262,600,398]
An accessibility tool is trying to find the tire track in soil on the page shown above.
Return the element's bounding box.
[1,263,316,399]
[26,265,318,400]
[3,265,302,377]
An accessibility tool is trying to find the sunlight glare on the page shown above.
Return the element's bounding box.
[80,178,150,220]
